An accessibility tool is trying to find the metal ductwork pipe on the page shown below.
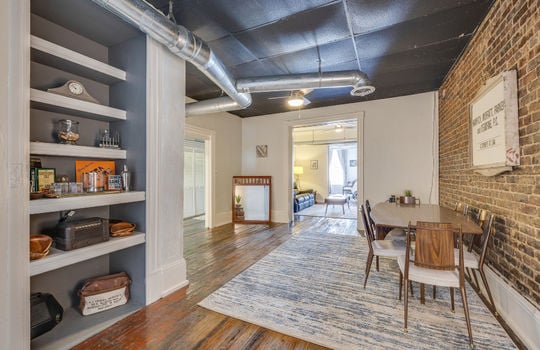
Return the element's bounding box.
[236,70,375,96]
[91,0,251,114]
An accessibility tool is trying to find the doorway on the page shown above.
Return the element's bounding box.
[183,138,205,232]
[291,117,361,223]
[184,125,215,230]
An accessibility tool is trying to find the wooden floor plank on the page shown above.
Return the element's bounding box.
[73,217,358,349]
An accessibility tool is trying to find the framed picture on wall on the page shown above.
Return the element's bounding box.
[469,70,519,176]
[310,160,318,170]
[256,145,268,158]
[350,160,357,167]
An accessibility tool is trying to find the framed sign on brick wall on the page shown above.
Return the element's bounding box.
[469,70,520,176]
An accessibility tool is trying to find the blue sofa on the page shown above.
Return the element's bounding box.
[294,190,315,212]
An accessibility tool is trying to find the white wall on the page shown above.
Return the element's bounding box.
[295,144,328,201]
[186,111,243,227]
[242,91,439,223]
[363,92,438,204]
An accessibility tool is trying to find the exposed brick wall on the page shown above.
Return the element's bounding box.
[439,0,539,307]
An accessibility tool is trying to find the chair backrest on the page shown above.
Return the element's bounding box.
[365,199,377,229]
[360,205,375,245]
[365,199,372,215]
[454,202,468,215]
[476,213,494,266]
[413,221,456,271]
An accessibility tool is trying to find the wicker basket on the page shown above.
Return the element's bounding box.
[110,222,136,237]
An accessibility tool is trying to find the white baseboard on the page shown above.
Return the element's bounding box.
[214,211,232,227]
[484,265,540,349]
[271,209,290,223]
[146,258,188,304]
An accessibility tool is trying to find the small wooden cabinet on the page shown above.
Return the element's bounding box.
[232,176,272,224]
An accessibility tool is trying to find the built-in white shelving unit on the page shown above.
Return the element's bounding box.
[30,89,126,121]
[29,6,148,349]
[29,191,145,214]
[31,35,126,84]
[30,142,127,159]
[31,232,145,276]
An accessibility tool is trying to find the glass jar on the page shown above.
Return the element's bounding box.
[56,119,80,144]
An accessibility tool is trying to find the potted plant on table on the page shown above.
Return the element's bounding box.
[401,190,416,204]
[234,195,244,220]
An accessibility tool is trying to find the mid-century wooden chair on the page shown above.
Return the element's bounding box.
[365,199,406,241]
[458,211,496,314]
[360,205,407,289]
[398,221,473,348]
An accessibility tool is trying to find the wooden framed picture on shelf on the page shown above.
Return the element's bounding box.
[75,160,116,182]
[35,168,56,192]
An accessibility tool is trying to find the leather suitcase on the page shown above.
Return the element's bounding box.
[31,293,63,339]
[78,272,131,316]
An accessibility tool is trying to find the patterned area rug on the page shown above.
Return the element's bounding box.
[297,203,357,219]
[199,232,516,349]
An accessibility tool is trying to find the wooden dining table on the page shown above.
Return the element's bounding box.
[370,202,483,240]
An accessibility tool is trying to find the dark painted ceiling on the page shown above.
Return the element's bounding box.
[148,0,494,117]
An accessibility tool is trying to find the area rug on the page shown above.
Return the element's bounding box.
[199,232,516,350]
[297,203,357,219]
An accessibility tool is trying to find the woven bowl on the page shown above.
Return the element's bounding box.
[110,222,136,237]
[30,234,52,260]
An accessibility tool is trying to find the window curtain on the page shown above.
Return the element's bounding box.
[329,149,345,193]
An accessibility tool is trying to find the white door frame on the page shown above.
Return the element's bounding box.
[287,112,365,229]
[185,124,215,228]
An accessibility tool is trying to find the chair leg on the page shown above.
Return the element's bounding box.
[466,267,473,284]
[420,283,425,304]
[479,267,497,315]
[450,287,455,312]
[363,251,374,289]
[376,256,380,271]
[432,285,436,299]
[399,272,403,301]
[410,281,414,297]
[460,285,474,348]
[472,269,481,291]
[404,277,409,332]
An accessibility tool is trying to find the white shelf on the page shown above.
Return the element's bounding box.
[31,302,142,350]
[30,88,126,121]
[30,191,145,214]
[31,35,126,84]
[30,142,127,159]
[31,232,145,276]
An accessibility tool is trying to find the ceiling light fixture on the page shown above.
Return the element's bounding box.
[287,91,304,107]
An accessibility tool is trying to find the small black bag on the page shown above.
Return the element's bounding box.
[31,293,63,339]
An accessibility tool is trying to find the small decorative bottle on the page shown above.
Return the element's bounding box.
[121,164,131,192]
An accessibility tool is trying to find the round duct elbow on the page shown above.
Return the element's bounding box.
[350,84,376,97]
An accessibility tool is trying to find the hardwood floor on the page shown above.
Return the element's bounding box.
[74,216,358,349]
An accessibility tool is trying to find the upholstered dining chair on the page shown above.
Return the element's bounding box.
[398,221,473,348]
[360,205,407,289]
[458,210,496,314]
[365,199,406,241]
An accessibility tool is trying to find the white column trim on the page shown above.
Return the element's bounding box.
[145,37,188,304]
[1,0,30,348]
